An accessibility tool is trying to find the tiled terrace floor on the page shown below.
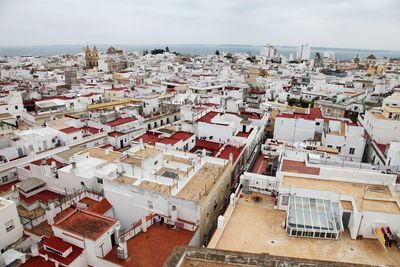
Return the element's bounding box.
[212,193,400,266]
[104,224,193,267]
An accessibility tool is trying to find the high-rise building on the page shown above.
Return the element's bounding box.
[296,44,311,61]
[260,44,278,58]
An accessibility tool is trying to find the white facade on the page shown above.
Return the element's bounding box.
[274,117,322,143]
[296,44,311,61]
[0,198,23,252]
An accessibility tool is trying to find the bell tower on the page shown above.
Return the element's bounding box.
[83,45,99,68]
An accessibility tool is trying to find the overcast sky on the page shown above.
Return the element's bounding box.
[0,0,399,50]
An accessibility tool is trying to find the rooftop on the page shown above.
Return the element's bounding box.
[59,127,81,134]
[134,131,161,145]
[281,175,400,214]
[277,107,323,121]
[105,117,136,127]
[281,159,320,175]
[77,147,123,163]
[19,190,64,205]
[177,162,228,202]
[104,224,193,267]
[54,209,117,240]
[210,193,400,266]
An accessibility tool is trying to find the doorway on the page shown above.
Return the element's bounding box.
[342,211,351,228]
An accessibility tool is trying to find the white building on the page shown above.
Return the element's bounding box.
[322,120,366,162]
[296,44,311,61]
[0,198,23,253]
[260,44,278,59]
[273,108,324,143]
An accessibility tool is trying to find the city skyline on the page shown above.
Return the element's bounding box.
[1,0,399,50]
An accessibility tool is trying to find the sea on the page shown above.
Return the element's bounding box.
[0,44,399,61]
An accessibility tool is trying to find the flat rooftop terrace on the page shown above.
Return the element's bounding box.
[78,147,123,163]
[55,209,116,240]
[210,193,400,266]
[104,224,193,267]
[281,159,320,175]
[282,175,400,214]
[176,162,228,203]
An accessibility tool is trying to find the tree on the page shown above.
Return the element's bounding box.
[215,50,220,56]
[165,47,170,53]
[150,49,165,55]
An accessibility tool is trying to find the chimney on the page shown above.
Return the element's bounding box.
[141,216,147,232]
[46,201,56,225]
[202,148,207,157]
[31,244,39,257]
[40,159,47,166]
[105,149,110,155]
[139,138,144,149]
[217,215,224,229]
[118,237,128,259]
[51,161,57,168]
[230,193,236,207]
[229,153,234,162]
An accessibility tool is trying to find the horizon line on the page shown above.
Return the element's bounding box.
[0,43,398,52]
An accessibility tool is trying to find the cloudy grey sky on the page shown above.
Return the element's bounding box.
[0,0,399,50]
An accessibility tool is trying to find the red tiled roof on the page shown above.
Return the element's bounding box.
[0,180,20,194]
[31,158,63,169]
[40,96,73,101]
[40,237,84,266]
[19,190,64,205]
[108,131,125,137]
[104,224,193,267]
[240,111,262,120]
[55,209,117,241]
[193,139,221,152]
[249,88,265,94]
[105,117,136,127]
[281,159,320,175]
[134,132,161,145]
[196,111,219,123]
[59,127,81,134]
[236,128,253,138]
[375,142,387,155]
[81,126,101,134]
[168,131,194,141]
[81,92,101,97]
[90,198,113,214]
[109,88,128,91]
[277,108,323,121]
[43,236,71,253]
[251,153,269,174]
[20,256,56,267]
[218,145,243,162]
[158,137,180,145]
[225,86,240,90]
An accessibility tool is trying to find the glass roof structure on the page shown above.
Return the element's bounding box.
[286,195,344,239]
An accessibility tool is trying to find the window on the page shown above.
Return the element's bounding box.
[349,148,355,155]
[336,146,341,152]
[2,176,8,183]
[73,136,78,140]
[147,200,153,209]
[5,220,14,232]
[315,122,320,126]
[282,195,289,205]
[97,178,103,184]
[327,145,332,148]
[80,181,85,187]
[15,106,18,110]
